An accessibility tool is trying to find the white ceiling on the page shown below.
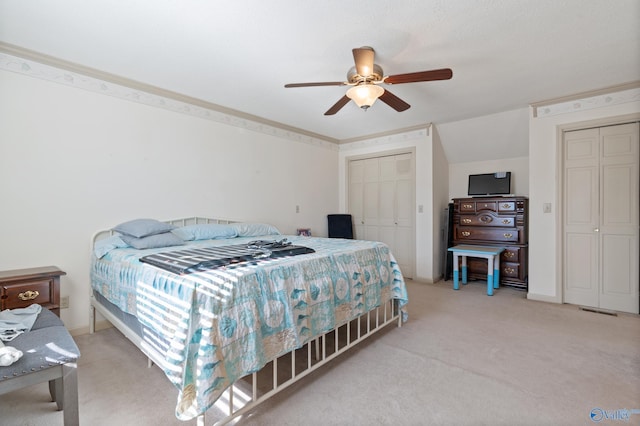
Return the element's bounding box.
[1,0,638,144]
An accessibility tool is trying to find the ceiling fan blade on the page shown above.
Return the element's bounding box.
[378,89,411,112]
[352,46,375,77]
[384,68,453,85]
[285,81,346,88]
[324,95,351,115]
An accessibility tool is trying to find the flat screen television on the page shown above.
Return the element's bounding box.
[468,172,511,196]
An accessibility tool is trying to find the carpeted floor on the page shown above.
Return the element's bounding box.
[1,279,639,426]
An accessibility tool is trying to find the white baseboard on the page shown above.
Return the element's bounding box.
[69,320,113,337]
[526,292,561,304]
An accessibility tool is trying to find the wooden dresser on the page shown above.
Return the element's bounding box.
[452,196,528,290]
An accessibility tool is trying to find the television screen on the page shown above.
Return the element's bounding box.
[468,172,511,196]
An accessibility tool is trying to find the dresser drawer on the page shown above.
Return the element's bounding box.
[455,227,520,243]
[498,201,516,212]
[459,214,515,228]
[501,262,520,278]
[459,201,475,212]
[501,247,522,263]
[475,201,497,212]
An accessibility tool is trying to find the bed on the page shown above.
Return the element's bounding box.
[89,217,408,425]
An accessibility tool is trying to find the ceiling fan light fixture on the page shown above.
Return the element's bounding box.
[346,84,384,110]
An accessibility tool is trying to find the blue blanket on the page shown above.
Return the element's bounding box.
[91,235,408,420]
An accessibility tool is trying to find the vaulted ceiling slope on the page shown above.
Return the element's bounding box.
[1,0,638,143]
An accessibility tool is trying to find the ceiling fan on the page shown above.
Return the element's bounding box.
[284,46,453,115]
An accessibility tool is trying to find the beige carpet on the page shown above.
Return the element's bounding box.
[1,280,639,426]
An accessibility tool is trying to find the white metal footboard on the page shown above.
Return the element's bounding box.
[202,298,402,426]
[90,294,402,426]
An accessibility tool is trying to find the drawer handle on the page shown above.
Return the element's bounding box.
[503,267,515,274]
[463,204,473,209]
[502,219,510,224]
[504,252,516,259]
[18,290,40,301]
[462,218,472,224]
[504,233,513,238]
[461,231,471,237]
[502,204,511,209]
[479,216,492,223]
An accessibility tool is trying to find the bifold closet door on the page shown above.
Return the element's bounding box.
[348,153,415,279]
[563,122,639,314]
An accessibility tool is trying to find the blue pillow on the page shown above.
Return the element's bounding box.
[229,222,281,237]
[94,235,130,258]
[172,224,238,241]
[113,218,175,238]
[120,232,184,250]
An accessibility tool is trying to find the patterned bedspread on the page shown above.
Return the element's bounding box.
[91,235,408,420]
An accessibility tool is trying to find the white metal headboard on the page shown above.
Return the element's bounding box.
[91,216,237,245]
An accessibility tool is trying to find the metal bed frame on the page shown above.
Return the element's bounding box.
[89,217,403,426]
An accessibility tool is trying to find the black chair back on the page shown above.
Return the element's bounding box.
[327,214,354,239]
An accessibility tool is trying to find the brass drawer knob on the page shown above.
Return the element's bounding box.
[502,203,511,208]
[462,218,472,224]
[502,219,510,224]
[504,233,513,238]
[463,204,473,209]
[504,252,516,259]
[461,231,471,237]
[18,290,40,301]
[503,267,515,274]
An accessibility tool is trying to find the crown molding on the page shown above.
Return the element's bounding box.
[0,42,340,150]
[531,81,640,118]
[339,125,431,152]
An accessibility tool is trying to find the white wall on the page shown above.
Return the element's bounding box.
[448,157,529,199]
[528,96,640,303]
[437,108,530,164]
[431,126,450,280]
[0,69,339,331]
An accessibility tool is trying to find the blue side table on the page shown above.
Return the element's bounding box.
[448,245,505,296]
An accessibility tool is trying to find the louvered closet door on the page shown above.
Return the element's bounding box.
[563,123,639,314]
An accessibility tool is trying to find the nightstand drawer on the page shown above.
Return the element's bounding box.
[2,279,56,310]
[0,266,65,316]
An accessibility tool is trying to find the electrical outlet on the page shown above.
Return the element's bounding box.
[296,205,300,213]
[543,203,552,213]
[61,296,69,309]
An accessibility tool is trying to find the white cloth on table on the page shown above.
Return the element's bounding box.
[0,339,23,366]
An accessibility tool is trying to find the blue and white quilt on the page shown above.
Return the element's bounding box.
[91,235,408,420]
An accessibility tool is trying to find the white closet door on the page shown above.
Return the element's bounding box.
[349,160,365,240]
[348,152,415,279]
[563,123,639,314]
[563,128,600,307]
[363,158,380,241]
[598,123,639,313]
[390,154,414,277]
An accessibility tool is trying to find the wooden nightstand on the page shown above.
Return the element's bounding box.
[0,266,66,317]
